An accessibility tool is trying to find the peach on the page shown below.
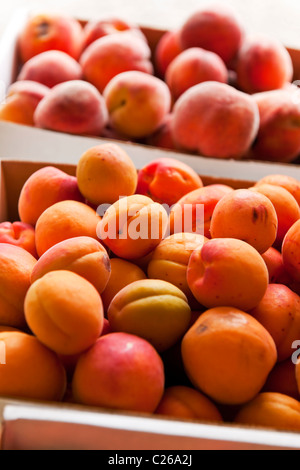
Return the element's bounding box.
[35,200,100,257]
[166,47,228,101]
[181,307,277,405]
[145,114,176,151]
[154,29,183,78]
[17,50,83,88]
[171,81,260,159]
[155,385,222,423]
[0,331,67,402]
[34,80,108,136]
[31,236,111,295]
[261,247,291,285]
[282,220,300,282]
[0,244,36,329]
[107,279,191,352]
[76,143,137,206]
[234,393,300,432]
[179,5,244,66]
[236,34,293,94]
[210,189,278,254]
[101,258,147,313]
[255,174,300,207]
[25,270,104,355]
[97,195,168,260]
[0,221,37,258]
[72,332,165,413]
[187,238,269,311]
[18,13,83,63]
[80,31,153,94]
[136,157,203,206]
[103,71,171,139]
[264,360,300,400]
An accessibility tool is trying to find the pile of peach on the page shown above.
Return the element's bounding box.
[1,5,300,163]
[1,142,300,434]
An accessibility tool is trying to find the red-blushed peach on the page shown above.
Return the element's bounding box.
[136,157,203,206]
[25,270,104,355]
[0,244,36,329]
[79,31,153,94]
[179,5,244,66]
[187,238,269,311]
[97,195,168,260]
[210,189,278,253]
[236,34,293,94]
[171,81,260,159]
[0,331,67,402]
[31,236,111,294]
[154,29,183,78]
[145,114,176,151]
[0,221,37,258]
[103,71,171,139]
[261,247,291,285]
[17,50,83,88]
[264,360,300,400]
[76,143,137,206]
[166,47,228,101]
[181,307,277,405]
[255,174,300,207]
[72,332,165,413]
[282,220,300,282]
[18,13,83,63]
[107,279,191,352]
[155,385,222,423]
[35,200,100,257]
[34,80,108,136]
[18,165,84,227]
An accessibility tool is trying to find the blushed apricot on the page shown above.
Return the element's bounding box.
[261,247,291,285]
[145,114,176,151]
[0,221,37,258]
[264,360,300,400]
[282,220,300,282]
[255,174,300,207]
[155,29,183,78]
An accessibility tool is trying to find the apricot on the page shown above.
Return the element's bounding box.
[72,332,165,413]
[136,157,203,206]
[76,143,137,206]
[18,165,84,227]
[155,386,222,423]
[264,360,300,400]
[25,270,104,355]
[255,174,300,207]
[101,258,146,313]
[181,307,277,405]
[155,29,183,78]
[80,31,153,94]
[171,82,260,159]
[282,220,300,282]
[97,195,168,260]
[0,244,36,329]
[34,80,108,136]
[103,70,171,139]
[236,34,293,94]
[234,393,300,432]
[0,331,66,402]
[187,238,269,311]
[107,279,191,352]
[0,221,37,258]
[82,17,143,50]
[35,200,100,257]
[261,247,291,285]
[145,114,176,151]
[210,189,278,254]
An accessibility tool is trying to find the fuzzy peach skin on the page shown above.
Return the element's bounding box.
[155,385,222,423]
[72,332,165,413]
[264,360,300,400]
[234,393,300,432]
[31,236,111,295]
[107,279,191,352]
[210,189,278,254]
[0,80,49,126]
[0,244,36,329]
[80,31,153,94]
[236,34,293,94]
[25,270,104,355]
[0,331,67,402]
[34,80,108,136]
[169,184,234,239]
[103,70,172,139]
[181,307,277,405]
[171,82,260,159]
[18,13,83,63]
[255,174,300,207]
[261,247,291,285]
[187,238,269,311]
[35,200,101,257]
[145,114,176,151]
[101,258,146,313]
[76,143,137,206]
[165,47,228,101]
[0,221,37,258]
[17,50,83,88]
[282,220,300,283]
[97,195,168,260]
[155,29,183,78]
[18,165,84,227]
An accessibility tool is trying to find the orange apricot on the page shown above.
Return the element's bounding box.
[264,360,300,400]
[282,220,300,282]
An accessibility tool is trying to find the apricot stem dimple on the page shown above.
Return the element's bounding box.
[37,21,50,38]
